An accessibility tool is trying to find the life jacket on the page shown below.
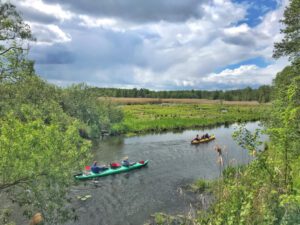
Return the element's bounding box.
[110,162,121,168]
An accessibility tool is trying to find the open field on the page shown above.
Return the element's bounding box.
[112,103,270,135]
[105,97,265,105]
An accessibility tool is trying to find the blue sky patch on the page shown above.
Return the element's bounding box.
[215,57,270,73]
[234,0,279,27]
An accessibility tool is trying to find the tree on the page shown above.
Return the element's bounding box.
[273,0,300,61]
[271,0,300,190]
[0,3,93,224]
[0,47,35,83]
[0,109,91,224]
[0,2,33,56]
[0,2,35,84]
[61,84,123,138]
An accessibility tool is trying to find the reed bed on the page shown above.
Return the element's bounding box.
[104,97,263,105]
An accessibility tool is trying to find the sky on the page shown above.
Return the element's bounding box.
[11,0,289,90]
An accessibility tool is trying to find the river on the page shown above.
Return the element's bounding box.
[68,122,263,225]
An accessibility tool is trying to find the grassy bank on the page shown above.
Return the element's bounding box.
[113,103,270,135]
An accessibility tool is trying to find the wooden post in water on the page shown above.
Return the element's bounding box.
[215,145,223,213]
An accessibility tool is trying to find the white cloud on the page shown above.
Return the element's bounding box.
[17,0,290,90]
[202,58,288,87]
[29,23,72,45]
[78,15,117,28]
[224,23,250,35]
[18,0,74,22]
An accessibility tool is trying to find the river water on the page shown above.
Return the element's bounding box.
[69,122,263,225]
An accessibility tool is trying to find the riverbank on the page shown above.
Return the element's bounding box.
[112,103,269,135]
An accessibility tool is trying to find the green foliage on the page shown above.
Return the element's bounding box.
[0,208,15,225]
[190,179,212,193]
[60,83,123,138]
[280,203,300,225]
[0,110,91,224]
[232,124,262,156]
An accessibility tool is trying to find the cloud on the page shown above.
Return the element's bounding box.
[13,0,290,90]
[201,58,288,89]
[222,24,257,46]
[42,0,209,23]
[17,5,60,24]
[15,0,73,22]
[30,44,75,64]
[28,23,72,44]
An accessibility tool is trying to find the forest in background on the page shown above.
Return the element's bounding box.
[89,85,272,102]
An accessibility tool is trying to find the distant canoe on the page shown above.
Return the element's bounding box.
[191,135,215,144]
[74,160,149,180]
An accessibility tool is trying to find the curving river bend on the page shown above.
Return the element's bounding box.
[68,122,263,225]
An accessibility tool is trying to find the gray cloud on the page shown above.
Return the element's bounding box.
[222,34,256,47]
[30,45,75,64]
[29,28,146,82]
[17,5,60,24]
[70,28,146,68]
[42,0,208,22]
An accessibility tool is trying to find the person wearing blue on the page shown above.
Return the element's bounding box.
[91,161,107,173]
[122,156,130,167]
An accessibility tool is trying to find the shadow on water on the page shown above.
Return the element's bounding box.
[68,122,265,225]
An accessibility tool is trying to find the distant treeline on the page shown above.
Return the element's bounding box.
[89,85,272,102]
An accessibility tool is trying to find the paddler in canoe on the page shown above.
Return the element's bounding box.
[193,133,210,141]
[201,133,210,139]
[75,159,148,180]
[121,156,136,167]
[91,161,108,173]
[192,134,200,141]
[191,133,215,144]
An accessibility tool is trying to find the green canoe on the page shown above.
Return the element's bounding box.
[74,160,149,180]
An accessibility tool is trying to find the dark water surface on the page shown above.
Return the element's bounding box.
[69,122,263,225]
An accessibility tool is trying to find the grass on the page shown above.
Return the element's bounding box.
[189,179,213,193]
[112,103,270,135]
